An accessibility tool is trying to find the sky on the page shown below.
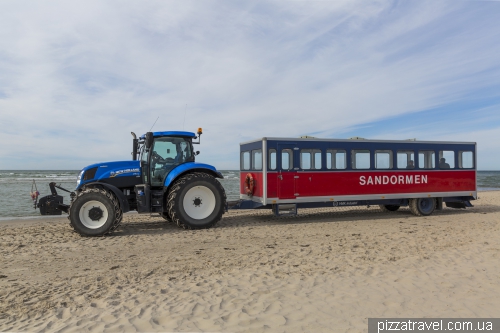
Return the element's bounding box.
[1,0,499,170]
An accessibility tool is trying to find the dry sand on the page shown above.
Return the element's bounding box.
[1,192,500,332]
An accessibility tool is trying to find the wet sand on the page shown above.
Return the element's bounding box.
[1,192,499,332]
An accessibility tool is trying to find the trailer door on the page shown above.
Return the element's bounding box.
[277,144,297,199]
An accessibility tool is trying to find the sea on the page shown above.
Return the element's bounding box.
[0,170,498,220]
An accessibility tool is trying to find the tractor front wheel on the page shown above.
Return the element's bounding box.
[167,172,226,229]
[68,187,122,236]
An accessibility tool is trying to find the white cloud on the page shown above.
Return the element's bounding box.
[0,0,499,170]
[427,127,500,170]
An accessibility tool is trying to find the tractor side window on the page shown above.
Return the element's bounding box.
[375,150,393,169]
[397,150,415,169]
[418,150,435,169]
[326,150,346,169]
[178,140,193,162]
[459,151,474,168]
[150,137,193,187]
[153,140,176,160]
[152,137,193,164]
[241,151,250,170]
[352,150,370,169]
[140,146,149,163]
[269,149,277,170]
[140,146,149,183]
[252,149,262,170]
[281,149,292,170]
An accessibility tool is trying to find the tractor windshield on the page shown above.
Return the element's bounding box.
[150,136,193,186]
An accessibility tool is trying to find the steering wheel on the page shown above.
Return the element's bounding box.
[152,151,166,164]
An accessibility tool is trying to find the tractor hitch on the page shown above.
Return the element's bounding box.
[37,182,71,215]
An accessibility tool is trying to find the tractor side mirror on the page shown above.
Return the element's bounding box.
[145,132,154,149]
[196,151,200,156]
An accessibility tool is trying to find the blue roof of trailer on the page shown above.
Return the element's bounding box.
[140,131,196,139]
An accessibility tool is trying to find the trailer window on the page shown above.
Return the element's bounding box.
[326,150,346,170]
[439,150,454,169]
[397,150,415,169]
[375,150,393,169]
[269,149,277,170]
[352,150,370,169]
[418,150,435,169]
[241,151,250,170]
[282,149,293,170]
[314,151,321,169]
[459,151,474,169]
[300,149,321,170]
[252,149,262,170]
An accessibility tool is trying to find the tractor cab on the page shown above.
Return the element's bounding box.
[139,132,197,187]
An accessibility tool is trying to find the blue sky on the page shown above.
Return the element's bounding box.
[0,0,499,170]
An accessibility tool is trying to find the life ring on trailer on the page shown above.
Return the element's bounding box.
[244,173,255,196]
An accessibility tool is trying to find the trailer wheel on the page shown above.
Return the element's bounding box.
[68,187,122,236]
[379,205,400,212]
[409,198,436,216]
[167,172,226,230]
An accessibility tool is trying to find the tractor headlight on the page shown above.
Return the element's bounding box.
[76,170,84,186]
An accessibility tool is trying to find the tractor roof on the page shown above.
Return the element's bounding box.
[139,131,196,139]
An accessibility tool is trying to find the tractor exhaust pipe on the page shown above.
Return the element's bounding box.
[131,132,138,160]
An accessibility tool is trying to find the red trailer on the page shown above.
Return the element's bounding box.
[232,137,476,216]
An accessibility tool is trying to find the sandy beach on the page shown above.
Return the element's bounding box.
[1,192,499,332]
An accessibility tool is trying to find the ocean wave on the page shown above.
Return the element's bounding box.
[478,187,500,191]
[45,175,76,179]
[0,178,77,183]
[0,174,77,179]
[0,215,68,221]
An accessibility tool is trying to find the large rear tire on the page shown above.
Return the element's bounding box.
[167,172,226,229]
[161,211,172,222]
[68,187,122,236]
[409,198,436,216]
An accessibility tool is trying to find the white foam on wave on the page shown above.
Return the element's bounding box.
[0,215,67,221]
[0,177,77,183]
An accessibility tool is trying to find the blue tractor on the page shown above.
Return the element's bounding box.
[37,129,227,236]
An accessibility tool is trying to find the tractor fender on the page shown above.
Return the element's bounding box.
[164,162,223,189]
[79,182,130,213]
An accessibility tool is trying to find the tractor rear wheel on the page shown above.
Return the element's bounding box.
[409,198,436,216]
[68,187,122,236]
[167,172,226,230]
[161,211,172,222]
